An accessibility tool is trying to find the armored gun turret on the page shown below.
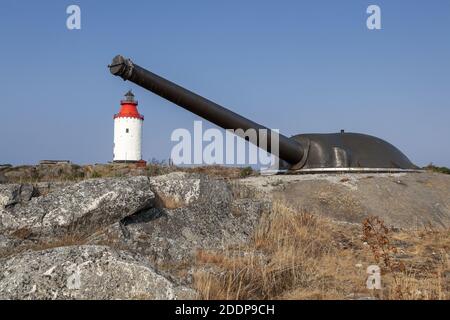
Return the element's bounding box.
[109,55,418,173]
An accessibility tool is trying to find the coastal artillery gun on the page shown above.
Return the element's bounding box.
[109,55,418,173]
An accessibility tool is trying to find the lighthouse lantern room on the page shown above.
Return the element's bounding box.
[113,90,144,162]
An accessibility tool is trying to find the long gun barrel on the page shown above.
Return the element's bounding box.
[109,55,304,165]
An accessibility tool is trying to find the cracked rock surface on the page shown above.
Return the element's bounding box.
[0,177,154,238]
[0,245,193,300]
[1,171,448,299]
[0,173,267,299]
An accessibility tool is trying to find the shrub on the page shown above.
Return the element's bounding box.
[425,163,450,174]
[91,171,101,178]
[239,166,254,178]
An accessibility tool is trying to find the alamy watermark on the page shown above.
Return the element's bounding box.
[170,121,280,172]
[366,265,382,290]
[367,5,381,30]
[65,5,381,32]
[66,5,81,30]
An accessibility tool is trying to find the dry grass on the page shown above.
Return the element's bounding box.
[1,164,257,184]
[193,202,449,300]
[0,219,114,260]
[182,165,256,179]
[0,233,89,260]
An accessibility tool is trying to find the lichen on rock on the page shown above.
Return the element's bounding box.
[0,245,191,300]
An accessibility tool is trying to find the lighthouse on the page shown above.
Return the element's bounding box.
[113,90,144,162]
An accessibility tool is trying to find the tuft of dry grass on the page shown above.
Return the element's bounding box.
[0,233,89,260]
[183,165,257,179]
[193,202,449,300]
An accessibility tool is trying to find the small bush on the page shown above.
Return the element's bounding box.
[91,171,101,178]
[425,163,450,174]
[239,166,254,178]
[147,164,164,176]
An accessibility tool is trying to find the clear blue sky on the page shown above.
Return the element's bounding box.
[0,0,449,167]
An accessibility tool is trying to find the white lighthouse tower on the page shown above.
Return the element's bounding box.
[113,90,144,162]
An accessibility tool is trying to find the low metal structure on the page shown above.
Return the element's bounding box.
[109,55,418,173]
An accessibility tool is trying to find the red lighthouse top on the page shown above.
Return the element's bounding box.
[114,90,144,120]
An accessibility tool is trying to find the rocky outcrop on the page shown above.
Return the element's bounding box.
[0,184,37,208]
[148,172,202,208]
[241,172,450,229]
[0,245,193,300]
[2,170,448,300]
[0,173,267,289]
[0,177,154,238]
[90,173,267,267]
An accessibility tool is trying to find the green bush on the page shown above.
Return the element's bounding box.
[425,164,450,175]
[91,171,101,178]
[239,166,254,178]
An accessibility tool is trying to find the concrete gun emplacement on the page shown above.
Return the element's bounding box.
[109,55,418,173]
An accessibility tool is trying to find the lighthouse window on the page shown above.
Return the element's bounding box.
[126,128,129,133]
